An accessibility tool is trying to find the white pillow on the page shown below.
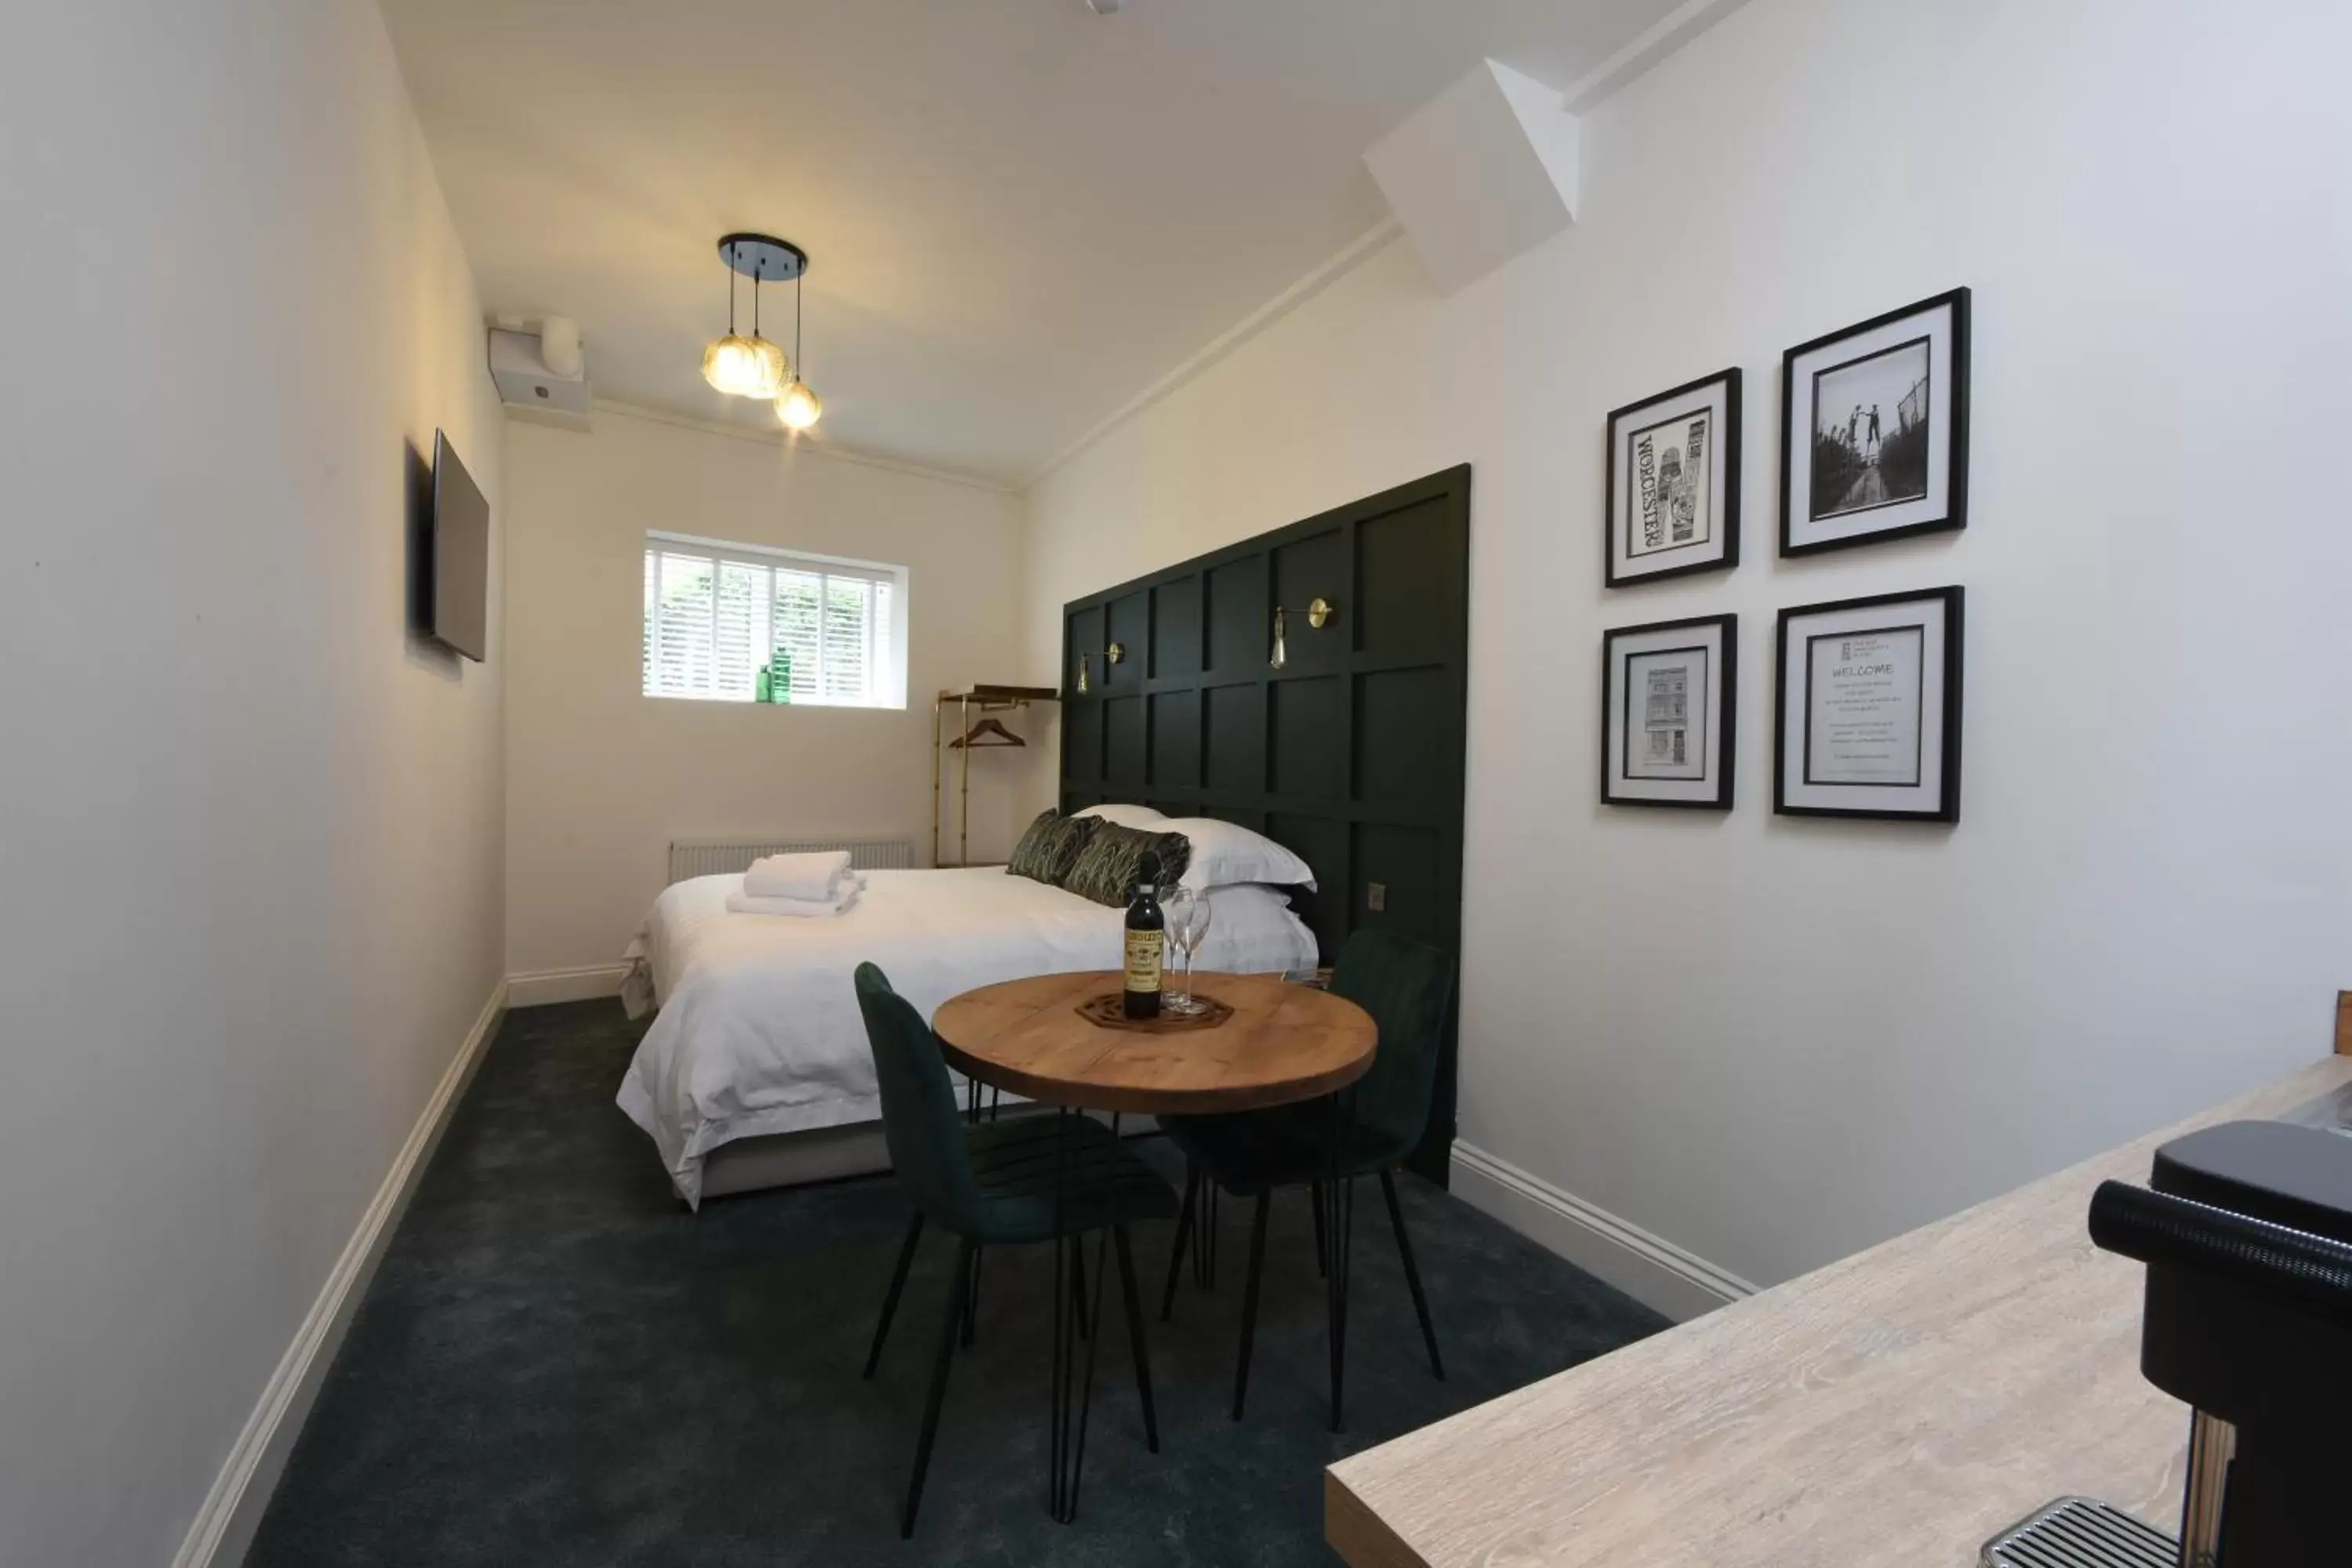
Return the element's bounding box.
[1156,816,1317,892]
[1075,802,1167,829]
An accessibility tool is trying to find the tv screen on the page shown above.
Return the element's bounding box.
[430,430,489,662]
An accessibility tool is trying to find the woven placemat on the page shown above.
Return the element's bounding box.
[1075,991,1235,1033]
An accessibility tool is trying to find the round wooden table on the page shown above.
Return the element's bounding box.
[931,968,1376,1523]
[934,969,1376,1115]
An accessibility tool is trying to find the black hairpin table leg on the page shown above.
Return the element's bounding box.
[1042,1103,1118,1524]
[1323,1087,1358,1432]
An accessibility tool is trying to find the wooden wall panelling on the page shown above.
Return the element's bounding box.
[1061,465,1470,1179]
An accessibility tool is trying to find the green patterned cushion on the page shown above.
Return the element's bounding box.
[1007,810,1098,885]
[1062,823,1192,906]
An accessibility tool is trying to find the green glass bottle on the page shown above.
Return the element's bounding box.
[772,649,793,705]
[754,664,772,703]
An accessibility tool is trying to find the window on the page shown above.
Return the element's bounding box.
[641,533,906,708]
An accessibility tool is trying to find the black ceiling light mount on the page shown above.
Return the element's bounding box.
[717,233,808,284]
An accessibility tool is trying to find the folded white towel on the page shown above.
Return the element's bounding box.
[726,884,862,918]
[744,850,852,901]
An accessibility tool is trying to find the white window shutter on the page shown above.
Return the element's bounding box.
[642,535,899,707]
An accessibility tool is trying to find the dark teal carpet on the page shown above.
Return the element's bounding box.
[246,1000,1668,1566]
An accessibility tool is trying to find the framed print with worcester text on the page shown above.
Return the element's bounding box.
[1602,613,1736,810]
[1774,586,1962,822]
[1780,289,1969,556]
[1605,368,1740,586]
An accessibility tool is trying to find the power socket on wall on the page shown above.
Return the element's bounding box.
[1367,882,1387,912]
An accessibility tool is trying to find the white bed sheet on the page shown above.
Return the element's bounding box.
[616,867,1318,1205]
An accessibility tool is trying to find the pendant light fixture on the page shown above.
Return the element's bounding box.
[771,244,823,432]
[701,234,798,399]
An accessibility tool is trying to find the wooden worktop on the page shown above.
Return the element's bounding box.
[1327,1057,2352,1568]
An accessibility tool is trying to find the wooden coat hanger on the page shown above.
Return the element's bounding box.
[949,717,1025,749]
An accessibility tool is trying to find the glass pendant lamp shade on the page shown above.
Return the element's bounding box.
[702,333,788,398]
[774,379,823,430]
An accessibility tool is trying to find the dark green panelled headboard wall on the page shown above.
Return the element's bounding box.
[1059,465,1471,1181]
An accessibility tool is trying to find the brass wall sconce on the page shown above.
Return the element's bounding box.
[1269,599,1334,670]
[1074,641,1125,693]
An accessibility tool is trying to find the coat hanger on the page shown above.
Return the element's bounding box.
[949,717,1025,749]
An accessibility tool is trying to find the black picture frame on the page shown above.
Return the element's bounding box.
[1601,612,1737,811]
[1773,586,1964,822]
[1779,288,1970,557]
[1604,368,1742,587]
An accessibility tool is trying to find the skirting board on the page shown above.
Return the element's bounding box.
[1450,1139,1757,1323]
[171,981,507,1568]
[506,963,630,1007]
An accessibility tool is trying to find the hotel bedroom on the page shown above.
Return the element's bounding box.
[5,2,2348,1566]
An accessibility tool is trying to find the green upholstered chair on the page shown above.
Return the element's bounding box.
[1156,927,1456,1427]
[853,962,1177,1537]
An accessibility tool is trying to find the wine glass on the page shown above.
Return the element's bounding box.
[1163,885,1213,1015]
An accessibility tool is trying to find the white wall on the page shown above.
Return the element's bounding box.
[0,2,506,1562]
[1021,0,2352,1295]
[504,409,1027,979]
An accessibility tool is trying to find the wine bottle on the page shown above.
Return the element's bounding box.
[1123,851,1165,1021]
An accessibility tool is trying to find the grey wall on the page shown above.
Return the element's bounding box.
[0,2,506,1559]
[501,409,1027,982]
[1020,0,2352,1299]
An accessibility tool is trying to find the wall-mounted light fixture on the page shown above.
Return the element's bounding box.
[1074,641,1125,693]
[1269,599,1334,670]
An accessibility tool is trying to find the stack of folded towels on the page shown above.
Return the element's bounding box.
[725,850,867,917]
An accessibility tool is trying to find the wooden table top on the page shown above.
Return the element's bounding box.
[1326,1056,2352,1568]
[933,970,1376,1115]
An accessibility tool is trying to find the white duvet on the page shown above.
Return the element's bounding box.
[616,867,1318,1205]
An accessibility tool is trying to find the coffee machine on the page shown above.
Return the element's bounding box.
[1984,1119,2352,1567]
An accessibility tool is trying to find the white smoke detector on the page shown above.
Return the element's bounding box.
[1087,0,1121,13]
[488,316,592,431]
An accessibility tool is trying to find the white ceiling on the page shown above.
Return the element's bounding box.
[383,0,1689,486]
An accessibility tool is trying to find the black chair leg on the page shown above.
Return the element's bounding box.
[1199,1182,1218,1286]
[1161,1160,1200,1321]
[865,1212,924,1380]
[1112,1221,1160,1452]
[960,1245,983,1348]
[901,1236,974,1538]
[1310,1180,1329,1278]
[1329,1169,1356,1432]
[1230,1188,1272,1421]
[1381,1168,1444,1381]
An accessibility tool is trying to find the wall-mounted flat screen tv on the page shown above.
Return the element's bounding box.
[430,429,488,662]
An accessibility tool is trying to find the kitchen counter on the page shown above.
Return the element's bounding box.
[1327,1057,2352,1567]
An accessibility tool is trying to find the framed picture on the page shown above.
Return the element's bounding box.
[1602,613,1736,809]
[1605,368,1740,586]
[1780,288,1969,556]
[1774,586,1963,822]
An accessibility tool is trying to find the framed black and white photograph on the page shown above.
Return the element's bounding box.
[1780,288,1969,556]
[1605,368,1740,586]
[1774,586,1962,822]
[1602,613,1736,810]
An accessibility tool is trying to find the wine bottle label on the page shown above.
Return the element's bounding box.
[1123,929,1162,993]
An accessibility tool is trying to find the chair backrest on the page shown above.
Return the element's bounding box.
[1328,928,1457,1169]
[854,963,980,1228]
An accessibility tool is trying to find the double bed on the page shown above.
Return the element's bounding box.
[617,861,1318,1206]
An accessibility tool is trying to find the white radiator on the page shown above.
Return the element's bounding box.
[668,837,915,884]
